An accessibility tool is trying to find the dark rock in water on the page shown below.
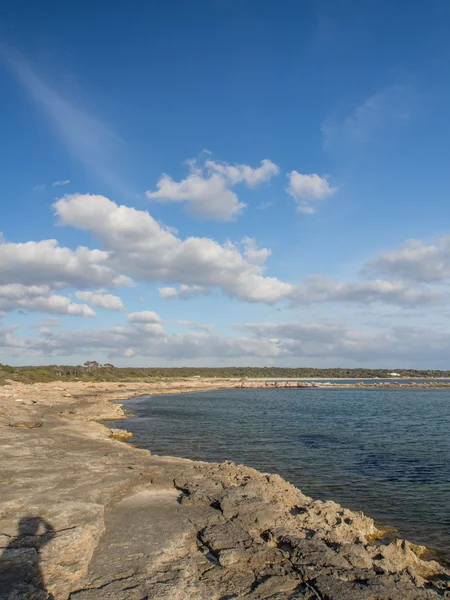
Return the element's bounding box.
[295,433,363,451]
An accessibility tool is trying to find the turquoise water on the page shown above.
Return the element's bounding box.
[111,388,450,558]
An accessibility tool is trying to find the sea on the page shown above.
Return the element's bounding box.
[107,385,450,561]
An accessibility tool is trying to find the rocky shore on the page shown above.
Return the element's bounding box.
[238,380,450,389]
[0,379,449,599]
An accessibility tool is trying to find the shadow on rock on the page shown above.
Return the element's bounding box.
[0,516,55,600]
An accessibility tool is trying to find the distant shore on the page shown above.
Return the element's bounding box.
[4,363,450,387]
[247,376,450,380]
[239,378,450,389]
[1,378,449,599]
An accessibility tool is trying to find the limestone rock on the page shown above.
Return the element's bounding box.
[8,410,43,428]
[109,429,133,442]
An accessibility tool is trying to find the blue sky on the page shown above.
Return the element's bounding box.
[2,0,450,367]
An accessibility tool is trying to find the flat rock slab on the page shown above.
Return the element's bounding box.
[81,488,191,585]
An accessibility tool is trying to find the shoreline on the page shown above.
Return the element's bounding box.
[1,379,449,599]
[246,377,450,380]
[239,378,450,390]
[113,389,450,563]
[246,377,450,385]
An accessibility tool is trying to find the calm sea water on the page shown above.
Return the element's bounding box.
[262,379,450,384]
[110,388,450,558]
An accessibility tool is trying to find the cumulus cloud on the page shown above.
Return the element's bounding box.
[75,290,125,311]
[241,237,271,265]
[126,312,165,335]
[2,192,444,314]
[54,194,293,303]
[147,171,244,221]
[0,284,95,317]
[128,311,162,323]
[289,275,444,307]
[0,238,131,289]
[366,235,450,283]
[205,158,279,186]
[158,285,211,300]
[146,157,279,221]
[286,172,336,213]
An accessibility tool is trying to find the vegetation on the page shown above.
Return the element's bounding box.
[1,362,450,385]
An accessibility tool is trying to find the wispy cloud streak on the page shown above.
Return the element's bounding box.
[322,84,414,150]
[2,50,131,196]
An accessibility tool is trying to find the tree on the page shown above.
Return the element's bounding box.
[84,361,100,370]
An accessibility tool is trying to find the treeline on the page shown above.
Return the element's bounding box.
[1,362,449,385]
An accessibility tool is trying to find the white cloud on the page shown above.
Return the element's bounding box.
[128,310,162,323]
[146,157,279,221]
[1,192,444,314]
[158,275,441,309]
[289,275,444,307]
[241,237,271,265]
[237,320,450,365]
[147,171,244,221]
[3,320,275,361]
[5,316,450,368]
[172,320,213,333]
[75,290,125,311]
[366,235,450,283]
[158,286,179,299]
[52,180,70,187]
[0,325,26,351]
[158,285,211,300]
[286,172,336,214]
[0,284,95,317]
[54,194,293,303]
[205,158,279,186]
[0,238,131,289]
[49,194,444,309]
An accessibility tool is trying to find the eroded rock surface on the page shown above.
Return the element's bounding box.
[0,380,449,599]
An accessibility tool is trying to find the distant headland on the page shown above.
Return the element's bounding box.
[2,362,450,385]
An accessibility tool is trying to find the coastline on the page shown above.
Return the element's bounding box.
[245,377,450,382]
[1,379,449,599]
[238,379,450,389]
